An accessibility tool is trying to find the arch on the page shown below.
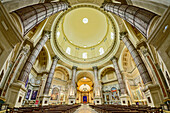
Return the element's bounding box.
[101,67,116,82]
[54,66,69,81]
[121,47,136,72]
[76,71,94,82]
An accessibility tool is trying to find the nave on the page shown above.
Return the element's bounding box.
[0,0,169,112]
[7,104,163,113]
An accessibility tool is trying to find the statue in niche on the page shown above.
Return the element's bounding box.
[111,87,119,100]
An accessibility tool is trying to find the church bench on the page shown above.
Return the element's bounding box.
[9,105,80,113]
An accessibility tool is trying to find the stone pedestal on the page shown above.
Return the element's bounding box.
[39,95,51,106]
[143,84,163,107]
[68,97,76,105]
[94,97,102,105]
[120,94,131,105]
[6,82,27,107]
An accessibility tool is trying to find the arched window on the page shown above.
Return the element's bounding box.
[99,47,104,55]
[66,47,71,55]
[111,32,114,39]
[57,31,60,38]
[82,52,87,59]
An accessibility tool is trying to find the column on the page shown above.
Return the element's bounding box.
[39,56,59,106]
[93,66,102,105]
[111,57,131,105]
[71,66,77,88]
[18,31,50,84]
[111,57,127,95]
[120,32,152,85]
[11,1,69,36]
[43,56,59,95]
[101,1,159,38]
[68,66,77,105]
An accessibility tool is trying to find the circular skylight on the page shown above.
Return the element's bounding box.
[82,18,88,24]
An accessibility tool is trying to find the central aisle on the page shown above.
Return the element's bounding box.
[74,104,98,113]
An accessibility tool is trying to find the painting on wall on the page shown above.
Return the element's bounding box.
[26,89,31,99]
[60,94,64,101]
[51,87,59,100]
[111,87,119,100]
[132,88,145,100]
[31,90,38,100]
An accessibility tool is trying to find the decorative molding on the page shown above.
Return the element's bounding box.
[0,43,4,56]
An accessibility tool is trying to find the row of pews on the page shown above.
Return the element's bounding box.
[90,105,163,113]
[8,105,80,113]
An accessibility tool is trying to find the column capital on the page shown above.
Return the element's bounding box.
[53,55,60,60]
[93,66,98,70]
[22,44,30,54]
[72,66,77,70]
[136,41,147,50]
[43,30,51,38]
[120,32,128,40]
[110,56,117,61]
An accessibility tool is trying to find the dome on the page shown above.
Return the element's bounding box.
[51,5,120,68]
[63,8,108,47]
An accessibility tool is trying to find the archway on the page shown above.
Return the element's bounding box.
[76,72,94,104]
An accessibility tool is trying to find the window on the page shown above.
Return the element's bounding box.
[57,31,60,38]
[82,52,87,59]
[66,47,71,55]
[99,47,104,55]
[111,32,114,39]
[18,96,22,103]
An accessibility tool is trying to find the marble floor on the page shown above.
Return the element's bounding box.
[74,104,98,113]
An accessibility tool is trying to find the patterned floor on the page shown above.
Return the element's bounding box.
[74,104,98,113]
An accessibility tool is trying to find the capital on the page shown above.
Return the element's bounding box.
[119,32,128,40]
[92,66,98,70]
[53,55,60,60]
[110,56,117,61]
[136,41,147,50]
[72,66,77,70]
[43,30,51,38]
